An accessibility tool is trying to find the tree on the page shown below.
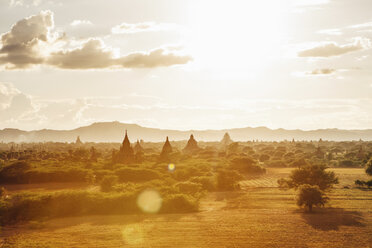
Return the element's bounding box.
[100,175,118,192]
[297,184,328,212]
[217,169,243,191]
[365,158,372,176]
[355,158,372,188]
[278,164,338,191]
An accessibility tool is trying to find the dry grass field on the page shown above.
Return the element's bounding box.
[1,168,371,248]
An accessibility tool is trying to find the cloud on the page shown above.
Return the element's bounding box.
[308,68,336,75]
[317,28,342,36]
[0,82,35,122]
[0,11,192,70]
[9,0,42,7]
[111,22,176,34]
[119,48,192,68]
[348,22,372,29]
[0,10,55,69]
[47,39,116,69]
[298,38,370,57]
[48,39,192,69]
[70,20,92,26]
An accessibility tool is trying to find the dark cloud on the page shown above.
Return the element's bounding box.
[0,10,54,69]
[298,40,368,57]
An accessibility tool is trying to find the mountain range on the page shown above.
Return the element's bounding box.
[1,121,372,143]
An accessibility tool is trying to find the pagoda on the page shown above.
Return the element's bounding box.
[134,139,144,153]
[114,130,135,163]
[75,136,83,145]
[220,132,233,147]
[160,136,173,160]
[183,134,200,154]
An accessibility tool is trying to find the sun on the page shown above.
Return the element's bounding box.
[184,0,290,76]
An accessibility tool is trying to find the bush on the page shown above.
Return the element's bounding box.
[216,169,243,191]
[278,164,338,191]
[190,176,216,191]
[297,184,328,212]
[115,167,161,182]
[230,157,266,174]
[266,160,286,168]
[339,160,354,167]
[100,175,118,192]
[355,179,365,187]
[161,194,199,213]
[175,181,203,195]
[0,161,30,183]
[365,158,372,176]
[0,162,94,184]
[259,154,270,162]
[0,190,200,225]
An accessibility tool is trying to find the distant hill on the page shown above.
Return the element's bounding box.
[1,121,372,142]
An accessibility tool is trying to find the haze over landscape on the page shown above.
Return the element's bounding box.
[0,1,372,248]
[0,0,372,132]
[1,121,372,142]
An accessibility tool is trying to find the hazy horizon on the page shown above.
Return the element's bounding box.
[2,120,372,132]
[1,0,372,131]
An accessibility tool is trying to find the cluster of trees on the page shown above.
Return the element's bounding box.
[355,158,372,188]
[1,135,371,222]
[278,164,338,212]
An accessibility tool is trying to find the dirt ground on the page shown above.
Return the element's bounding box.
[1,168,371,248]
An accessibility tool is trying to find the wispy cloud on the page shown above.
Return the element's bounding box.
[298,38,370,57]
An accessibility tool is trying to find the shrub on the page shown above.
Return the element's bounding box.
[278,164,338,191]
[296,184,328,212]
[175,181,203,195]
[100,175,118,192]
[230,157,266,174]
[339,160,354,167]
[115,167,161,182]
[365,158,372,176]
[0,161,30,183]
[0,190,200,225]
[355,179,365,187]
[266,160,286,168]
[190,176,216,191]
[216,169,243,191]
[0,187,7,199]
[259,154,270,162]
[161,194,199,213]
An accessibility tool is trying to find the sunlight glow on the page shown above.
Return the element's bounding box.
[137,190,162,213]
[168,163,175,172]
[121,224,144,245]
[185,0,290,75]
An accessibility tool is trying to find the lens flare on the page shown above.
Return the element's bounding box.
[121,224,144,245]
[137,189,162,213]
[168,163,175,171]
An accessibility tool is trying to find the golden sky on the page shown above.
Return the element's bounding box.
[0,0,371,130]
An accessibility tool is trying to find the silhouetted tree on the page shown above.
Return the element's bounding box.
[365,158,372,176]
[278,164,338,191]
[297,184,328,212]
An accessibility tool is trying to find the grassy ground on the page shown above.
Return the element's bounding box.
[1,168,371,248]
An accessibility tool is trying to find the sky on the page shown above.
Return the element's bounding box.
[0,0,372,131]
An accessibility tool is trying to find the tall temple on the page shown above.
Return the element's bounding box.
[220,132,233,147]
[160,136,173,160]
[183,134,200,154]
[113,130,135,163]
[75,136,83,145]
[134,139,144,153]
